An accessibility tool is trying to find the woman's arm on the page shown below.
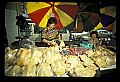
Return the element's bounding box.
[42,39,48,44]
[99,40,102,46]
[42,39,51,45]
[98,37,103,46]
[96,38,101,46]
[58,33,63,42]
[42,39,58,46]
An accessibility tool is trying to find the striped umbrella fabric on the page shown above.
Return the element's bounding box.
[93,3,116,31]
[25,2,78,30]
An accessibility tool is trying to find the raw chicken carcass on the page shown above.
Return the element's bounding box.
[37,62,53,76]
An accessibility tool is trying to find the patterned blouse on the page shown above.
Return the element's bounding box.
[41,27,59,41]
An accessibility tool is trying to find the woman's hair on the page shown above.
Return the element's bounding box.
[46,17,57,27]
[90,31,98,38]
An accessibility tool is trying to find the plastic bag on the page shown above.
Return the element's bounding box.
[20,39,35,49]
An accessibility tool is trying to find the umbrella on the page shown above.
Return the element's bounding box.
[93,3,116,31]
[73,2,101,33]
[25,2,78,30]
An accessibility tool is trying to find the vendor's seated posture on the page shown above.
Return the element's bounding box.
[41,17,63,46]
[88,31,102,49]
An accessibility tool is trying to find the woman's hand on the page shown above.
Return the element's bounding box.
[59,40,65,47]
[47,41,51,45]
[47,41,58,46]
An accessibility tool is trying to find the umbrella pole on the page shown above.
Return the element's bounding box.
[74,15,78,45]
[16,2,21,36]
[74,30,76,44]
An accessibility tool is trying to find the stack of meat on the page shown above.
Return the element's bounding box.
[5,46,99,77]
[85,46,116,68]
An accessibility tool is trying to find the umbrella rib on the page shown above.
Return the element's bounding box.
[79,3,92,11]
[79,13,95,31]
[84,14,94,24]
[80,11,100,25]
[76,13,84,32]
[78,12,93,25]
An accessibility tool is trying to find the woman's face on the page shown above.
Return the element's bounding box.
[91,34,97,39]
[48,23,56,29]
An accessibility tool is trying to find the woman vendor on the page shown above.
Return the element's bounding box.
[41,17,63,46]
[88,31,102,49]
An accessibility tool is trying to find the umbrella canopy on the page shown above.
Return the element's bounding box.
[73,2,101,33]
[25,2,78,30]
[93,3,116,31]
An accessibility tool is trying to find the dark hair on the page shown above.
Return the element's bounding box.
[46,17,57,27]
[90,31,98,38]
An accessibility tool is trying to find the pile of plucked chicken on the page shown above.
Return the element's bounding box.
[4,43,116,77]
[85,46,116,69]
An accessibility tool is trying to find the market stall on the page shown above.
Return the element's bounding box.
[5,2,116,77]
[5,41,116,77]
